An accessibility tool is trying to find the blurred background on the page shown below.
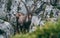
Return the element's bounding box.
[0,0,60,38]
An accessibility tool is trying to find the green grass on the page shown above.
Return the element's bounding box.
[11,33,36,38]
[11,18,60,38]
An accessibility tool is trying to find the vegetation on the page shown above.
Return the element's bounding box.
[11,18,60,38]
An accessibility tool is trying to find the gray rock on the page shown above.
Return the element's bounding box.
[0,19,14,38]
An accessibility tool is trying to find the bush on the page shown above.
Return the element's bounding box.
[36,20,60,38]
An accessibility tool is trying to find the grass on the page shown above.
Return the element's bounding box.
[11,33,36,38]
[11,18,60,38]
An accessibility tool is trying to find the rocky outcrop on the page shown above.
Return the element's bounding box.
[0,19,14,38]
[0,0,60,26]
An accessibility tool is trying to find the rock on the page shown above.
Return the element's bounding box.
[31,16,41,26]
[0,19,14,38]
